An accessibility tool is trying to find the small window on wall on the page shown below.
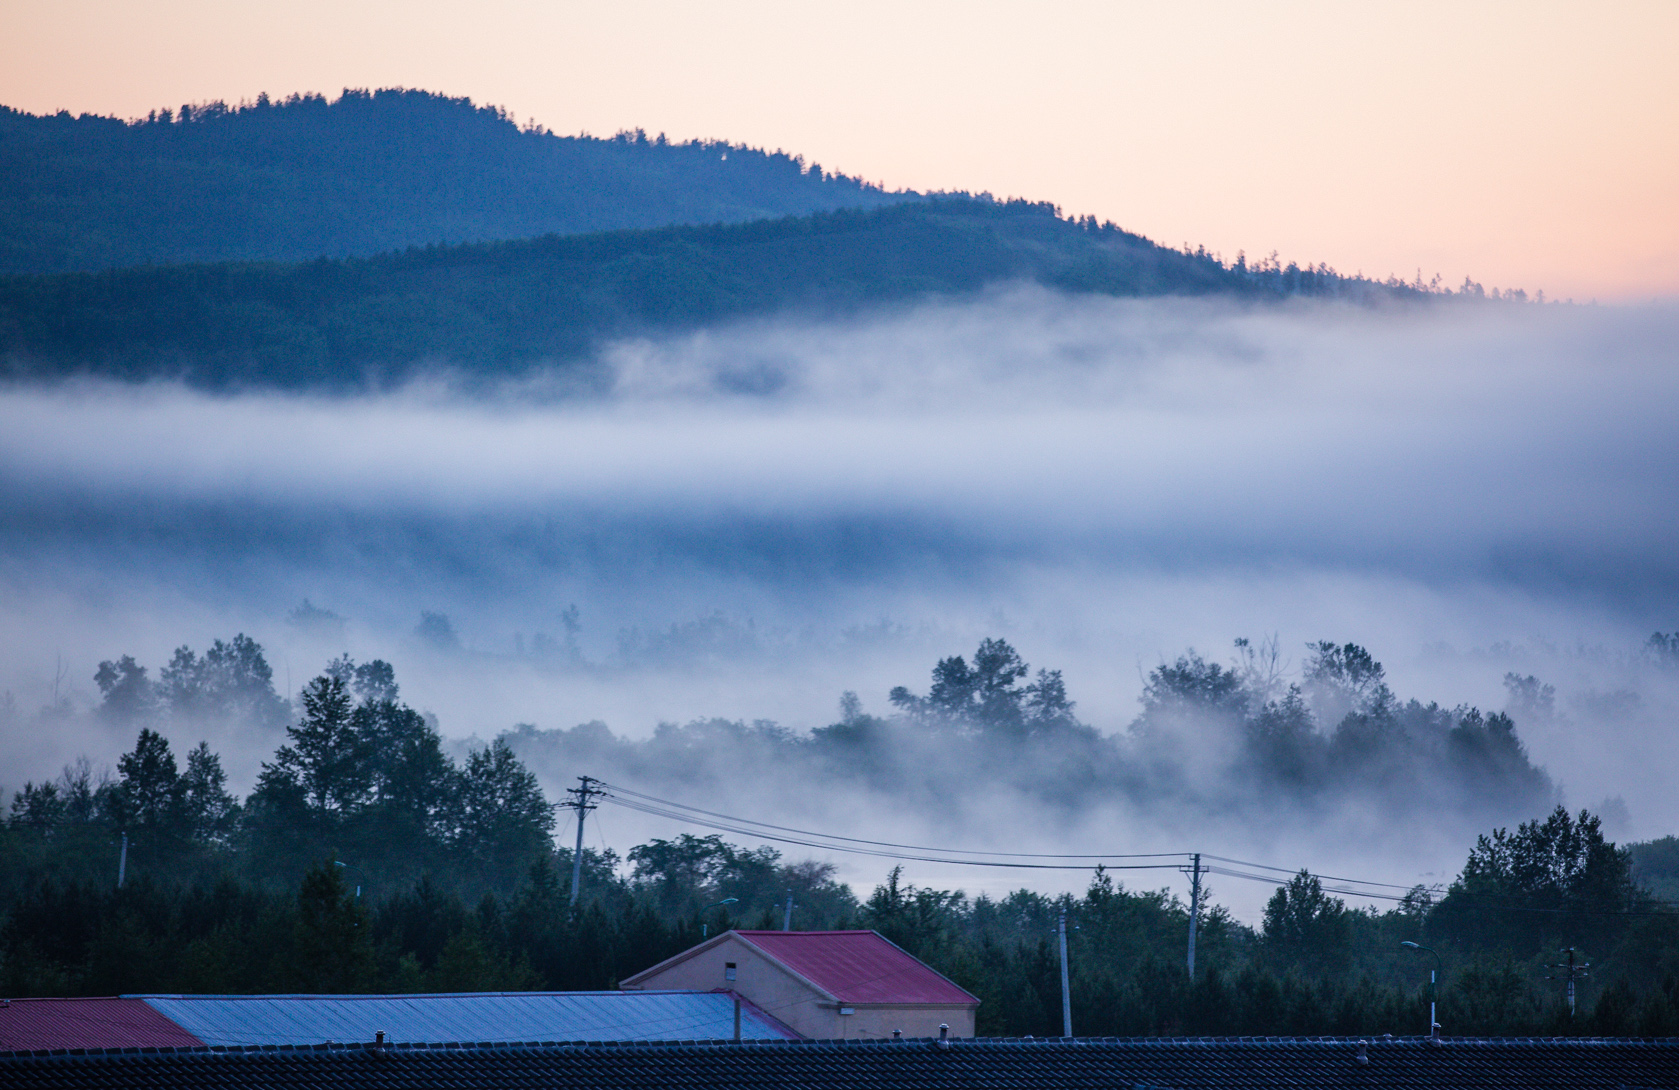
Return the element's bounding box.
[725,962,737,982]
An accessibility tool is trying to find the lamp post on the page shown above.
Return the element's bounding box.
[333,860,363,899]
[1058,908,1073,1038]
[701,898,738,938]
[1401,941,1442,1039]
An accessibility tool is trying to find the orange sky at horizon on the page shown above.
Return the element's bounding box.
[2,0,1674,300]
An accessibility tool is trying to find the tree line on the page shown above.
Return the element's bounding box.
[4,632,1593,855]
[509,636,1560,831]
[6,637,1677,1035]
[3,809,1677,1036]
[8,650,554,901]
[0,199,1460,392]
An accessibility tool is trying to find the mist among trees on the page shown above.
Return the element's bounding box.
[7,632,1679,1034]
[505,635,1558,830]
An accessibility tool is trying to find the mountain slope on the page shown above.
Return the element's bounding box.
[0,88,907,274]
[0,199,1376,390]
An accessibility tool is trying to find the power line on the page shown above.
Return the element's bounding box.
[1201,865,1679,917]
[1201,864,1412,902]
[600,783,1184,860]
[593,781,1679,917]
[599,783,1415,886]
[597,783,1416,891]
[1200,853,1421,891]
[601,792,1181,871]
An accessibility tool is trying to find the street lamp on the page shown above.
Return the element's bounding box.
[1401,941,1442,1039]
[333,860,363,899]
[701,898,738,938]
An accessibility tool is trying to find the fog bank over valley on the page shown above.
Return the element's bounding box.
[3,291,1676,917]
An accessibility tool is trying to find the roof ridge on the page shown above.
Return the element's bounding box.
[733,929,877,934]
[127,990,652,1000]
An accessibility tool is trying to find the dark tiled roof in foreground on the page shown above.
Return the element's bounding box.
[2,1035,1678,1089]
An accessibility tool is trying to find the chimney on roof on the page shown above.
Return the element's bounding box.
[1356,1040,1369,1066]
[938,1024,950,1050]
[892,1030,901,1041]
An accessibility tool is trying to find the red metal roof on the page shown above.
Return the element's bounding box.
[0,998,203,1051]
[734,930,978,1006]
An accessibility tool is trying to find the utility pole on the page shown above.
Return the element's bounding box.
[1186,853,1202,978]
[117,832,128,889]
[782,889,795,931]
[1551,947,1590,1018]
[559,776,602,907]
[1058,907,1072,1038]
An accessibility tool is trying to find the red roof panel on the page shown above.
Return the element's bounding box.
[735,930,978,1006]
[0,998,203,1051]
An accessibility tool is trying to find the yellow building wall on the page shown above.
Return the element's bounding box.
[835,1003,977,1040]
[621,933,976,1039]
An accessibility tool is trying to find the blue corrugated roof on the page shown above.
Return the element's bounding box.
[131,991,798,1046]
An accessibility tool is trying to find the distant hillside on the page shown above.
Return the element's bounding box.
[0,88,908,274]
[0,199,1385,390]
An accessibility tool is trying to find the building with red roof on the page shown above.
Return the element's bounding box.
[0,998,204,1051]
[620,930,979,1039]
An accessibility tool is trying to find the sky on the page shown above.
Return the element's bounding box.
[2,0,1675,301]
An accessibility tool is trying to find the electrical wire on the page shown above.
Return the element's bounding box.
[601,792,1180,871]
[600,784,1459,902]
[1200,864,1412,903]
[598,782,1184,864]
[19,781,1678,918]
[595,781,1679,915]
[1200,853,1422,891]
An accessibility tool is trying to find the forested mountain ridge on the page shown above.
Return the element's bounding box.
[0,199,1387,390]
[0,88,907,275]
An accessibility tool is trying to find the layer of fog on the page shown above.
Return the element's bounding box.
[2,289,1676,920]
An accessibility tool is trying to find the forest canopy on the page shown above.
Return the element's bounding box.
[0,88,906,275]
[0,200,1463,391]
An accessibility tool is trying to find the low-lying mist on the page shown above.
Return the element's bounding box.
[3,289,1676,919]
